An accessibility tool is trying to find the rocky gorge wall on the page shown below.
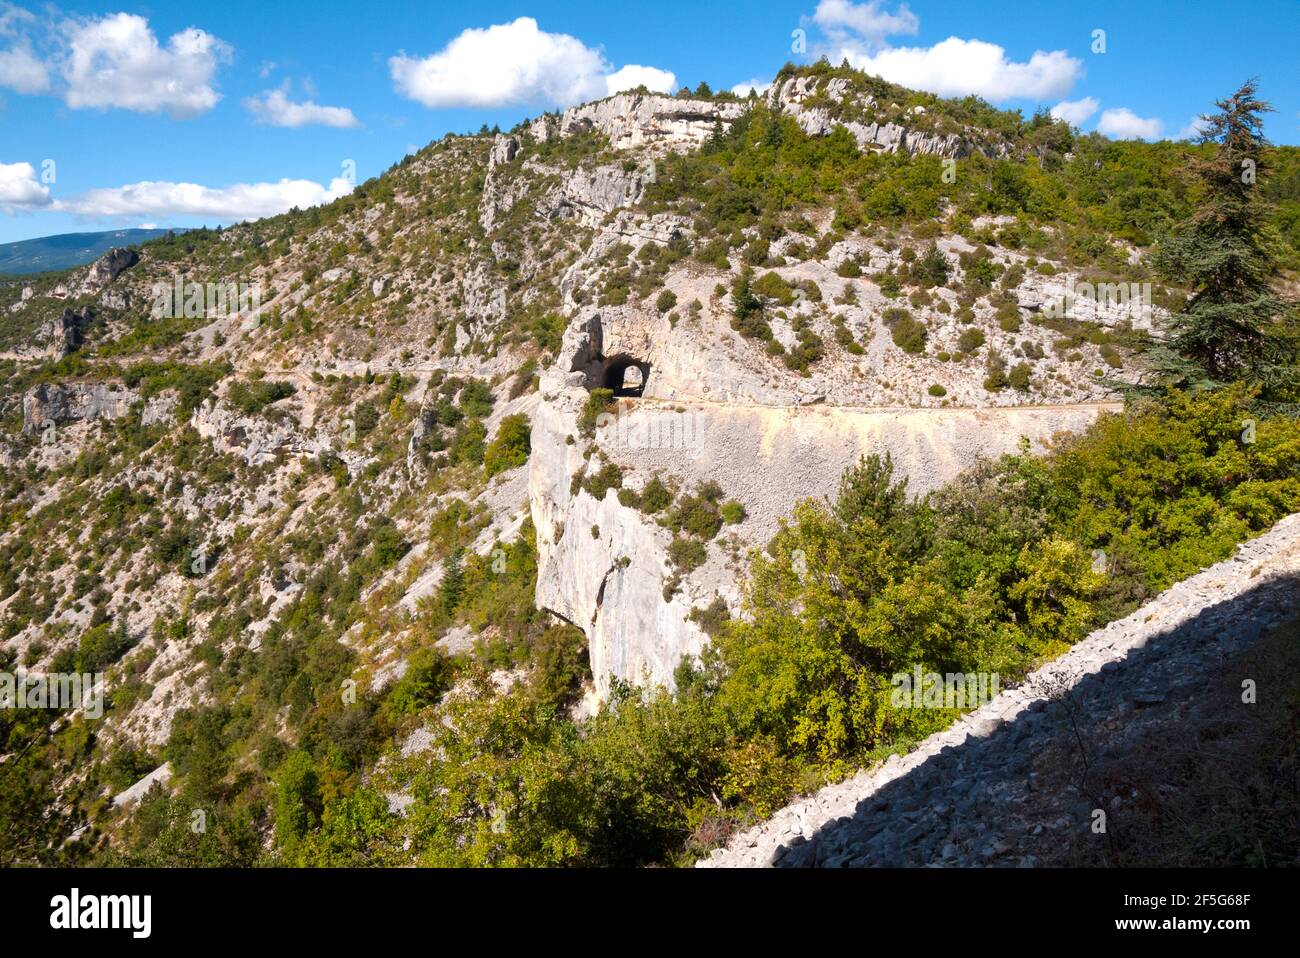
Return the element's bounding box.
[529,312,1118,699]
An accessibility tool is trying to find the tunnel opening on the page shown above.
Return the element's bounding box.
[601,354,651,398]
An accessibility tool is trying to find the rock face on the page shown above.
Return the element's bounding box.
[42,306,93,356]
[22,381,138,432]
[522,83,1011,162]
[531,93,747,152]
[79,247,139,297]
[530,388,709,697]
[112,763,172,808]
[529,310,1116,700]
[489,134,519,168]
[772,76,1007,159]
[700,514,1300,868]
[191,399,359,470]
[541,165,653,225]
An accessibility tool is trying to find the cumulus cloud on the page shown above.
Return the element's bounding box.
[0,43,49,93]
[0,160,51,210]
[390,17,673,109]
[841,37,1081,102]
[731,78,773,98]
[1097,107,1163,140]
[61,13,231,117]
[1049,96,1099,126]
[54,176,354,222]
[0,2,35,39]
[803,1,1081,102]
[604,64,676,96]
[244,88,359,128]
[812,0,918,53]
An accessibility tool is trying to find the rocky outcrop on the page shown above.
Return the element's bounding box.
[520,82,1009,161]
[540,164,653,226]
[772,76,1008,159]
[480,134,527,231]
[532,93,746,152]
[40,306,93,356]
[140,391,179,427]
[78,247,139,297]
[22,381,138,432]
[489,134,520,169]
[700,514,1300,867]
[529,382,709,698]
[112,763,172,808]
[191,400,360,470]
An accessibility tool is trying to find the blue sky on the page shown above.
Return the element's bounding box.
[1,0,1297,244]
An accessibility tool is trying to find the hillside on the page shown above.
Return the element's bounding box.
[0,66,1297,868]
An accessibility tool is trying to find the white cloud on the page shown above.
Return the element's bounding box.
[604,64,676,96]
[731,78,772,98]
[1050,96,1099,126]
[389,16,673,109]
[0,43,49,93]
[244,89,359,128]
[1175,115,1211,141]
[1096,107,1162,140]
[61,13,231,117]
[0,160,51,210]
[0,3,36,37]
[840,37,1081,102]
[54,176,354,222]
[804,2,1081,103]
[813,0,918,52]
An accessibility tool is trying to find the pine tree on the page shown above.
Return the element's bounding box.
[1151,80,1297,394]
[439,549,465,616]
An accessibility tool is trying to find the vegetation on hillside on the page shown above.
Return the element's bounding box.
[0,70,1296,869]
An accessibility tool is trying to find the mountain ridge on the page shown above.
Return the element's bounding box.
[0,228,181,276]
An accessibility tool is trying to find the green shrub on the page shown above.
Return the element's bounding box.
[578,388,615,437]
[996,302,1023,332]
[983,352,1009,391]
[639,476,673,514]
[273,751,323,850]
[668,535,708,572]
[385,647,456,718]
[956,327,982,353]
[227,379,295,415]
[484,413,532,477]
[665,482,725,540]
[890,315,928,354]
[752,271,795,305]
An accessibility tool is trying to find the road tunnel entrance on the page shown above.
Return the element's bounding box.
[601,354,650,398]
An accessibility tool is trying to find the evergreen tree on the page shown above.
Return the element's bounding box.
[439,549,465,616]
[1152,80,1297,395]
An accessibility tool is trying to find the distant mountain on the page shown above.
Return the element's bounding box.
[0,228,178,276]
